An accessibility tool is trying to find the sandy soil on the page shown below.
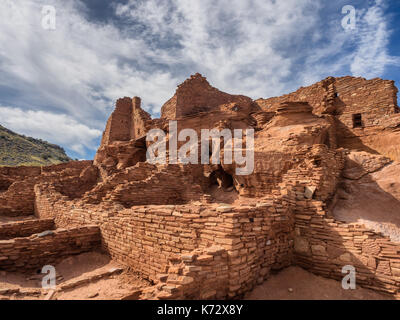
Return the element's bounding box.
[0,270,40,289]
[2,257,394,300]
[245,266,394,300]
[56,272,148,300]
[54,251,112,281]
[0,251,151,300]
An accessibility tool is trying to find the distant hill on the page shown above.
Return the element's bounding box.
[0,124,72,166]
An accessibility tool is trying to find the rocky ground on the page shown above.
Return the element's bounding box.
[0,251,151,300]
[2,253,393,300]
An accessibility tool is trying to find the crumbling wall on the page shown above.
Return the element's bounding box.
[34,183,294,298]
[161,73,253,120]
[294,199,400,298]
[106,164,208,207]
[255,78,329,114]
[256,76,400,161]
[256,76,398,119]
[79,164,209,207]
[100,97,134,146]
[0,161,93,216]
[279,145,345,202]
[140,246,230,300]
[0,218,54,240]
[100,200,293,297]
[0,225,101,272]
[277,145,400,298]
[132,97,152,138]
[333,77,398,127]
[99,96,151,147]
[94,97,151,176]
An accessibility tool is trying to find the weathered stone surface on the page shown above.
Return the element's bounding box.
[304,186,316,199]
[294,237,310,254]
[1,73,400,299]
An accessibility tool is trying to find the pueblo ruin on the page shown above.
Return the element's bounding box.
[1,73,400,299]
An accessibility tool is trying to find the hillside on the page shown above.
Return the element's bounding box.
[0,124,72,166]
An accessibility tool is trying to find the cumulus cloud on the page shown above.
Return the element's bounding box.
[0,105,101,156]
[350,0,400,77]
[115,0,322,97]
[0,0,398,158]
[0,0,178,119]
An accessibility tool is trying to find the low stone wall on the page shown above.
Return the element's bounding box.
[0,161,94,216]
[294,199,400,298]
[35,184,294,298]
[0,218,54,240]
[82,163,208,207]
[0,225,101,272]
[141,246,229,300]
[100,201,293,298]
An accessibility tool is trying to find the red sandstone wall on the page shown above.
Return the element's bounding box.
[99,96,151,147]
[132,97,152,139]
[0,225,100,272]
[34,183,294,298]
[141,246,230,300]
[256,76,400,161]
[277,145,400,298]
[334,77,398,127]
[80,163,208,207]
[0,161,94,216]
[294,199,400,298]
[0,218,54,240]
[161,73,253,120]
[101,97,134,145]
[161,95,178,121]
[256,76,398,119]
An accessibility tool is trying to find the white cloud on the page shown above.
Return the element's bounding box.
[116,0,322,98]
[0,0,398,158]
[350,0,400,77]
[0,0,179,123]
[0,105,101,156]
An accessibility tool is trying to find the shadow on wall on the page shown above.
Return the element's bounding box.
[0,178,13,193]
[294,199,400,298]
[332,161,400,241]
[53,166,99,200]
[335,118,380,155]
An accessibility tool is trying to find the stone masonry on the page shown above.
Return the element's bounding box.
[1,73,400,299]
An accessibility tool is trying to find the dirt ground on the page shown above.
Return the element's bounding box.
[0,251,151,300]
[1,253,395,300]
[245,266,394,300]
[56,272,149,300]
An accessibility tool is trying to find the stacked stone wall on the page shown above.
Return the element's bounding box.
[0,225,100,272]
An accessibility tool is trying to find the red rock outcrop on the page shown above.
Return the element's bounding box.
[256,76,400,161]
[161,73,255,120]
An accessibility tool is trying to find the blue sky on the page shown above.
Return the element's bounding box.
[0,0,399,160]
